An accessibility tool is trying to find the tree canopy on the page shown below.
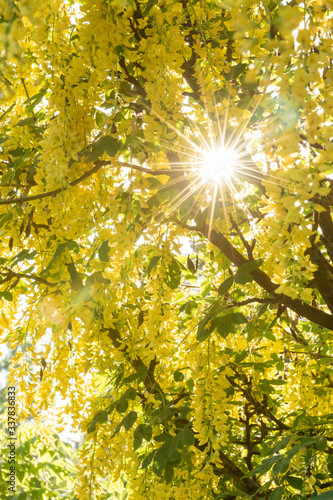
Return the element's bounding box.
[1,0,333,499]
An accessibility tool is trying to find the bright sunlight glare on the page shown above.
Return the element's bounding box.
[200,146,238,183]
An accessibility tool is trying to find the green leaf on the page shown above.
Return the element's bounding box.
[0,101,16,122]
[41,240,79,275]
[87,410,108,433]
[258,302,269,318]
[0,212,13,227]
[185,300,198,318]
[273,457,289,476]
[214,312,247,338]
[235,351,247,364]
[95,110,104,127]
[153,448,167,477]
[200,279,211,298]
[327,458,333,476]
[316,437,327,451]
[155,433,173,443]
[123,372,141,384]
[16,116,36,126]
[98,240,111,262]
[267,436,292,456]
[226,312,248,324]
[133,433,143,451]
[0,137,9,146]
[187,255,196,274]
[9,249,36,267]
[10,147,25,156]
[300,437,317,449]
[116,399,128,413]
[164,258,181,290]
[243,455,281,477]
[215,491,250,499]
[147,255,160,275]
[214,318,233,338]
[218,276,234,295]
[137,364,148,382]
[125,388,137,400]
[267,379,286,385]
[110,410,137,439]
[174,370,185,382]
[292,411,306,429]
[161,436,182,461]
[269,487,283,500]
[23,87,47,105]
[114,388,137,410]
[195,207,209,227]
[234,271,253,284]
[141,424,153,441]
[141,450,156,469]
[164,462,174,484]
[1,172,14,186]
[122,411,137,431]
[145,177,163,190]
[86,136,119,162]
[104,136,120,157]
[26,90,48,113]
[2,291,13,301]
[197,317,215,342]
[311,492,333,500]
[225,63,248,81]
[286,476,303,490]
[16,468,25,483]
[96,410,108,423]
[178,427,195,446]
[238,258,264,273]
[304,449,313,467]
[134,424,152,448]
[264,331,276,341]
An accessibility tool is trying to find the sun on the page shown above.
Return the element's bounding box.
[200,145,238,183]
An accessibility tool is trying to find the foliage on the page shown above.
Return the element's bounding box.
[0,0,333,499]
[0,429,79,499]
[0,422,126,499]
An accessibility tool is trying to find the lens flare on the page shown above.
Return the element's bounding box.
[200,146,238,183]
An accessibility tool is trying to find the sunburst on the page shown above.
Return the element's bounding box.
[199,145,239,183]
[139,77,304,239]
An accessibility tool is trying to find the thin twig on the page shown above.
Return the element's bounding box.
[0,160,180,206]
[0,270,59,287]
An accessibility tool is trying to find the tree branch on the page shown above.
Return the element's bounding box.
[198,223,333,330]
[0,161,103,205]
[119,56,147,99]
[306,242,333,313]
[107,326,262,495]
[0,269,58,287]
[0,159,183,206]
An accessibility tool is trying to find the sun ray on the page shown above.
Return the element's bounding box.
[139,69,323,229]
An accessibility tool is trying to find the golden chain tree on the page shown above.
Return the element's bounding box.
[1,0,333,498]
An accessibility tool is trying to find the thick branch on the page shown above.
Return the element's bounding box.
[306,242,333,313]
[198,223,333,330]
[209,449,261,494]
[318,208,333,263]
